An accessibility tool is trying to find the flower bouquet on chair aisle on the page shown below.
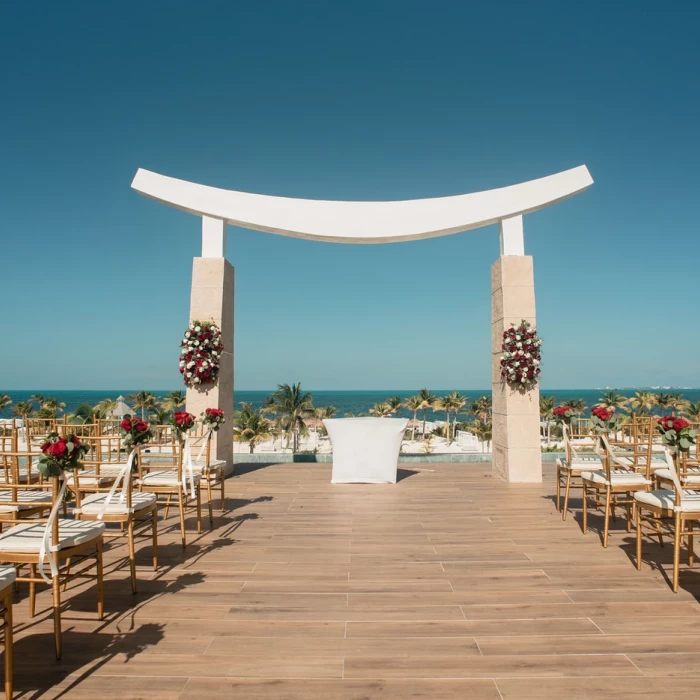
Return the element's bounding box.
[120,418,153,471]
[657,416,697,454]
[201,408,225,432]
[590,406,623,435]
[39,433,89,478]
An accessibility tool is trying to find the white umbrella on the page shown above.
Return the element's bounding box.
[107,396,135,418]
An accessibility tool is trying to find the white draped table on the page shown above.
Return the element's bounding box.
[323,417,408,484]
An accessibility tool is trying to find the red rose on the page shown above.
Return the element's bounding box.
[136,421,148,432]
[41,441,50,453]
[121,419,132,430]
[48,441,66,457]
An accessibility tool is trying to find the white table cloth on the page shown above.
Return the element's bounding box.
[324,417,408,484]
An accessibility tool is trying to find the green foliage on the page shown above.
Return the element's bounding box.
[234,402,273,454]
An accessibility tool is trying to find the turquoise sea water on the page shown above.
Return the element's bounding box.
[2,389,699,420]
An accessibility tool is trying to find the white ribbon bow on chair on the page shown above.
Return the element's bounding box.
[183,433,197,499]
[38,471,69,584]
[96,449,136,520]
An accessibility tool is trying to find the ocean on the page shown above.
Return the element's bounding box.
[2,388,699,420]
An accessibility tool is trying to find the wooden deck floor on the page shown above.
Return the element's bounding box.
[9,462,700,699]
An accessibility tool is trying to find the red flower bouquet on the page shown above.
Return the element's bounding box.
[590,406,622,433]
[500,320,542,390]
[39,433,89,477]
[179,320,224,388]
[201,407,225,432]
[657,416,697,453]
[121,418,153,448]
[170,410,196,438]
[553,405,576,425]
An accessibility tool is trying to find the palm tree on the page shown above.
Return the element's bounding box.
[470,395,492,422]
[40,396,66,418]
[369,402,393,418]
[435,391,466,444]
[234,402,273,454]
[29,394,46,409]
[162,390,186,412]
[151,407,171,425]
[570,398,588,415]
[539,395,556,445]
[11,401,33,422]
[386,395,403,415]
[264,383,313,452]
[469,420,493,453]
[0,394,12,414]
[417,388,437,438]
[92,398,117,420]
[128,391,158,419]
[595,390,629,413]
[630,391,657,416]
[684,402,700,422]
[71,403,96,424]
[666,393,688,416]
[445,390,466,442]
[404,395,423,442]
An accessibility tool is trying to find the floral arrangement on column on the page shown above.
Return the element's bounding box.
[179,321,223,387]
[170,410,196,439]
[121,418,153,449]
[500,320,542,389]
[201,408,225,432]
[590,406,622,434]
[552,405,576,426]
[657,416,697,453]
[39,433,89,478]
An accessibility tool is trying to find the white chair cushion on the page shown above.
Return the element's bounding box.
[189,459,225,473]
[66,470,117,487]
[138,470,201,487]
[655,468,700,485]
[0,565,16,590]
[581,469,651,487]
[74,491,157,515]
[0,489,53,513]
[0,520,105,552]
[635,488,700,513]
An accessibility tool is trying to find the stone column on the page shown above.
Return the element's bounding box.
[491,255,541,482]
[186,257,234,475]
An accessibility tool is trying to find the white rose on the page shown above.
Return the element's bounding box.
[194,341,200,346]
[195,326,201,332]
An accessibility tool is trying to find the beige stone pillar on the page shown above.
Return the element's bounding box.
[186,257,234,475]
[491,256,542,482]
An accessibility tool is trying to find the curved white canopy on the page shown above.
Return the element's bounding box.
[131,165,593,245]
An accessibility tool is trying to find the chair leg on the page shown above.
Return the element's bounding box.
[220,471,225,513]
[196,485,202,534]
[62,557,71,592]
[178,487,187,548]
[29,564,36,618]
[626,497,632,533]
[582,482,588,534]
[563,473,572,522]
[52,556,62,660]
[689,520,694,567]
[603,486,612,548]
[164,493,173,520]
[152,506,159,570]
[673,511,682,593]
[4,589,13,700]
[96,539,104,620]
[556,467,561,511]
[206,478,214,528]
[127,521,137,595]
[636,503,643,571]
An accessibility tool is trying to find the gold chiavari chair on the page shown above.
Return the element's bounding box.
[0,465,105,659]
[556,423,603,521]
[634,448,700,592]
[0,450,53,530]
[655,443,700,490]
[187,424,226,524]
[74,450,158,594]
[137,441,202,548]
[0,566,15,698]
[581,434,652,547]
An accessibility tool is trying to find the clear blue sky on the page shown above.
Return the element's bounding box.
[1,0,699,391]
